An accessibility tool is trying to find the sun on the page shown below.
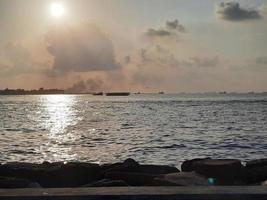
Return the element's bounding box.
[50,2,65,17]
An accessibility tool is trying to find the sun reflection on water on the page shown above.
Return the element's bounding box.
[41,95,77,134]
[38,95,80,161]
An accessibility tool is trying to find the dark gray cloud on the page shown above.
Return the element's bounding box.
[255,56,267,65]
[166,19,185,32]
[217,2,262,21]
[45,24,119,74]
[146,28,171,37]
[66,78,106,93]
[145,19,185,37]
[124,55,131,64]
[136,45,219,69]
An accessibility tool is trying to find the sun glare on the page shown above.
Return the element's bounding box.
[50,2,65,17]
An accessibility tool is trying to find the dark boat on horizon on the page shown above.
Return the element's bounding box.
[93,92,103,96]
[106,92,130,96]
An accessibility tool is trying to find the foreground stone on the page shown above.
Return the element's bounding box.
[39,162,103,187]
[104,158,179,175]
[243,159,267,184]
[0,176,40,188]
[155,172,208,186]
[83,179,128,187]
[181,158,210,172]
[194,159,242,185]
[105,172,156,186]
[0,158,267,188]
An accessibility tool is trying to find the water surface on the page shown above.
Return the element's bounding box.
[0,93,267,167]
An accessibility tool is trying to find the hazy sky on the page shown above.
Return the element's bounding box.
[0,0,267,92]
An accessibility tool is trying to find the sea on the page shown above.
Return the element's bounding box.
[0,93,267,167]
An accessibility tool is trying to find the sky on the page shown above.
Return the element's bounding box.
[0,0,267,93]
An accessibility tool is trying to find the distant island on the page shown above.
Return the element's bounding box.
[1,88,267,96]
[0,88,132,96]
[0,88,65,95]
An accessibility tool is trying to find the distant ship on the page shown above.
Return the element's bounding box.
[106,92,130,96]
[92,92,103,96]
[158,91,164,94]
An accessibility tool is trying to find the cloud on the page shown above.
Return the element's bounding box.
[0,42,44,76]
[183,56,220,68]
[4,43,31,66]
[217,2,262,21]
[66,78,106,93]
[146,29,171,37]
[45,24,119,74]
[135,45,219,68]
[255,56,267,65]
[145,19,185,38]
[166,19,185,32]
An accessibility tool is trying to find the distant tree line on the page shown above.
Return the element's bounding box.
[0,88,65,95]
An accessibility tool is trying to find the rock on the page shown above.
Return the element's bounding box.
[39,162,103,187]
[262,180,267,186]
[138,165,179,175]
[149,178,178,186]
[83,179,128,187]
[105,172,156,186]
[123,158,139,167]
[0,162,61,182]
[194,159,242,185]
[246,159,267,168]
[242,165,267,184]
[155,172,208,186]
[105,158,179,175]
[242,159,267,184]
[0,176,37,188]
[181,158,210,172]
[104,158,139,173]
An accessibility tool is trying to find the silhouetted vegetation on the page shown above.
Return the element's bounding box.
[0,88,64,95]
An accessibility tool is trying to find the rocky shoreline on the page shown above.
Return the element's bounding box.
[0,158,267,188]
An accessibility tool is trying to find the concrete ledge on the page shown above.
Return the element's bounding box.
[0,186,267,200]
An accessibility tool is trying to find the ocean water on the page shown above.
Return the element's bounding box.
[0,94,267,167]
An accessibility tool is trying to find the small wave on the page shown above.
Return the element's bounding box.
[22,128,36,133]
[219,144,253,149]
[150,144,187,149]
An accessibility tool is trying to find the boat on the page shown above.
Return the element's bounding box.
[158,91,164,94]
[106,92,130,96]
[93,92,103,96]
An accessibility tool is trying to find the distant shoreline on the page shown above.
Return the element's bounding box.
[0,88,267,96]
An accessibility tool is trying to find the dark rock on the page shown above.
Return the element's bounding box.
[194,159,242,185]
[262,180,267,186]
[155,172,208,186]
[149,178,178,186]
[181,158,210,172]
[83,179,128,187]
[234,159,267,184]
[0,162,61,182]
[123,158,139,167]
[242,165,267,184]
[39,162,102,187]
[105,172,156,186]
[105,158,179,175]
[138,165,179,175]
[246,159,267,168]
[0,176,37,188]
[100,162,122,171]
[104,158,139,173]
